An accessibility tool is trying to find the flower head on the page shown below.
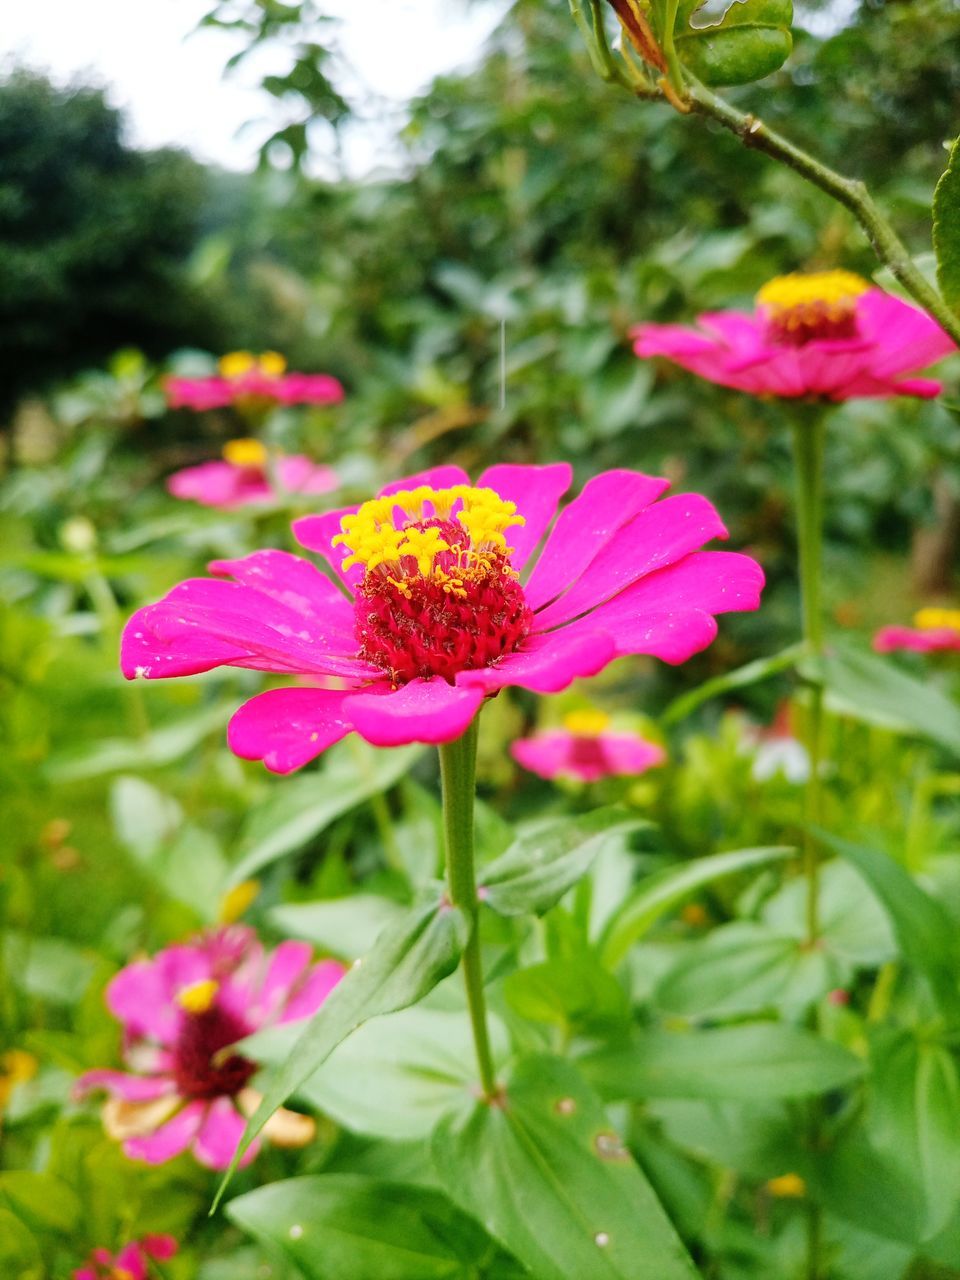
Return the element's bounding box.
[122,463,764,773]
[74,926,344,1169]
[873,606,960,655]
[165,352,343,412]
[632,272,955,400]
[73,1235,178,1280]
[511,710,666,782]
[166,440,339,509]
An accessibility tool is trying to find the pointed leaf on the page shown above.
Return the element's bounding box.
[675,0,793,86]
[933,135,960,312]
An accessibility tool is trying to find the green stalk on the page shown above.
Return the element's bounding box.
[438,718,498,1098]
[791,413,827,946]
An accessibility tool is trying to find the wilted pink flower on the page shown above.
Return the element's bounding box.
[873,606,960,655]
[511,709,665,782]
[121,463,764,773]
[73,1235,178,1280]
[74,926,344,1169]
[166,351,343,412]
[166,439,339,510]
[632,271,954,401]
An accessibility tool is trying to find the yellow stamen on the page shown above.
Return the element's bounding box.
[562,709,611,736]
[222,438,268,469]
[766,1172,807,1198]
[176,979,219,1015]
[219,879,260,924]
[756,271,869,341]
[258,351,287,376]
[914,606,960,633]
[397,525,452,576]
[218,350,256,379]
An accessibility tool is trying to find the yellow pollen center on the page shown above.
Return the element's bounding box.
[756,271,869,342]
[562,709,611,736]
[333,484,525,580]
[218,351,287,379]
[222,438,268,469]
[258,351,287,376]
[766,1172,807,1199]
[914,606,960,633]
[176,979,220,1015]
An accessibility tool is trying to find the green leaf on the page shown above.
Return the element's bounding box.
[868,1029,960,1238]
[655,921,841,1017]
[933,135,960,312]
[478,808,647,917]
[109,775,181,858]
[2,932,97,1005]
[269,895,406,962]
[214,894,469,1207]
[760,860,896,968]
[0,1172,80,1235]
[599,845,794,969]
[820,832,960,1022]
[433,1055,699,1280]
[675,0,793,86]
[227,1174,523,1279]
[580,1023,864,1101]
[802,643,960,755]
[661,643,803,725]
[44,703,232,781]
[230,742,423,884]
[504,958,630,1036]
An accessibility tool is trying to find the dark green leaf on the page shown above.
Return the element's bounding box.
[432,1055,699,1280]
[676,0,793,86]
[933,135,960,312]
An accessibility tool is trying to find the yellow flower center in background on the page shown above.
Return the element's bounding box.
[176,979,220,1015]
[222,438,269,469]
[334,485,525,581]
[218,351,287,379]
[756,270,870,346]
[258,351,287,376]
[765,1172,807,1198]
[914,606,960,633]
[562,709,611,736]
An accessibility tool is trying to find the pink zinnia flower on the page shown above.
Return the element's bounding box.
[74,926,344,1169]
[73,1235,178,1280]
[166,438,339,510]
[166,351,343,412]
[873,606,960,655]
[632,271,955,400]
[511,709,665,782]
[121,463,764,774]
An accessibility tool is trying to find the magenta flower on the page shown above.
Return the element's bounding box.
[166,351,343,412]
[121,463,764,774]
[166,439,339,510]
[73,1235,177,1280]
[511,709,665,782]
[74,926,344,1169]
[874,607,960,655]
[632,271,955,400]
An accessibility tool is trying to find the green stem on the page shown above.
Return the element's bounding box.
[791,414,826,946]
[684,77,960,346]
[438,718,498,1098]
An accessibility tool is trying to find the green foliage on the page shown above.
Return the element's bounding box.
[675,0,794,86]
[933,136,960,313]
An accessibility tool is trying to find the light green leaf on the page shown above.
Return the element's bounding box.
[0,1172,80,1235]
[662,643,803,725]
[214,894,469,1206]
[45,703,232,781]
[269,895,406,962]
[433,1054,699,1280]
[675,0,793,86]
[580,1023,864,1101]
[230,742,423,884]
[761,860,896,968]
[599,845,794,969]
[109,775,182,859]
[933,136,960,312]
[2,932,97,1005]
[478,808,647,917]
[227,1174,523,1279]
[505,958,630,1036]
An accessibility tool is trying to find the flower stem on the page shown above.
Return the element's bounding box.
[438,718,498,1098]
[791,413,827,945]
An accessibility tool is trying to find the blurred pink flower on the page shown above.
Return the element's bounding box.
[74,926,344,1169]
[873,606,960,655]
[167,439,339,509]
[166,351,343,412]
[632,271,954,401]
[511,710,665,782]
[121,464,764,773]
[73,1235,178,1280]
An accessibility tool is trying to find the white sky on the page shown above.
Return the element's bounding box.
[2,0,505,173]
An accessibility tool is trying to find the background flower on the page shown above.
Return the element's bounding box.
[511,710,666,782]
[73,1235,178,1280]
[166,439,339,509]
[166,351,343,411]
[874,606,960,654]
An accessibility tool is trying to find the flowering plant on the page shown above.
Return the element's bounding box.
[166,351,343,412]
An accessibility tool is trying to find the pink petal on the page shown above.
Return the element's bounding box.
[511,731,665,782]
[857,290,956,377]
[166,460,272,509]
[873,625,960,654]
[275,456,341,495]
[475,463,572,570]
[107,952,204,1042]
[124,1101,205,1165]
[73,1070,176,1103]
[143,1235,179,1261]
[523,470,671,610]
[207,550,355,648]
[193,1097,260,1170]
[346,678,485,747]
[532,493,728,629]
[228,687,355,773]
[113,1244,148,1280]
[280,959,346,1022]
[456,630,616,694]
[73,1268,97,1280]
[379,465,471,496]
[254,941,313,1020]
